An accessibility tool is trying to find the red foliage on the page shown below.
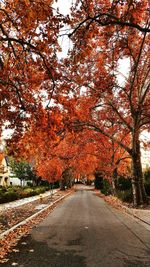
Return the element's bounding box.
[1,1,149,205]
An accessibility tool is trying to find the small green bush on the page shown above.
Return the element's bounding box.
[53,181,60,189]
[101,179,111,196]
[23,188,37,197]
[117,189,133,203]
[7,187,15,193]
[26,182,33,187]
[43,186,50,191]
[0,186,7,194]
[40,180,50,187]
[0,192,5,203]
[0,191,19,203]
[0,185,49,203]
[116,176,132,191]
[34,187,46,194]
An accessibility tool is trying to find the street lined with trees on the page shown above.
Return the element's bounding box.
[0,0,150,206]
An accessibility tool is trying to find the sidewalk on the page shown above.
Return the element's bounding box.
[122,205,150,226]
[0,189,59,210]
[98,192,150,227]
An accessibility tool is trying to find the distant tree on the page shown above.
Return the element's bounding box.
[25,165,41,186]
[10,158,39,186]
[60,168,75,190]
[10,159,28,186]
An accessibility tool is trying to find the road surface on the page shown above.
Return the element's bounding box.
[2,188,150,267]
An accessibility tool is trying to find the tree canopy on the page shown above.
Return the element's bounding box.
[0,0,150,206]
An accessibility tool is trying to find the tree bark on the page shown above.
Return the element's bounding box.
[111,168,117,196]
[131,132,148,206]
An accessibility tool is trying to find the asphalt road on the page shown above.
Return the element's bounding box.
[2,188,150,267]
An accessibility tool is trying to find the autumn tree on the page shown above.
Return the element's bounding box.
[59,0,150,206]
[1,0,149,206]
[0,0,63,138]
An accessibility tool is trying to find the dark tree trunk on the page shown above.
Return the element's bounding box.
[111,168,117,196]
[59,178,66,190]
[131,132,148,206]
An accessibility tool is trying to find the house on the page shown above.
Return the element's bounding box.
[0,153,21,186]
[0,153,10,186]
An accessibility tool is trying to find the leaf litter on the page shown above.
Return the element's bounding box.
[0,190,72,263]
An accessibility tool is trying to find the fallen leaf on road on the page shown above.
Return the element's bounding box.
[12,249,19,252]
[29,249,34,252]
[21,242,27,245]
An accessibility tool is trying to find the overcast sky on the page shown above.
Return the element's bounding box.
[53,0,73,15]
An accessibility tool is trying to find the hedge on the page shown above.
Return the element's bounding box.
[0,185,51,204]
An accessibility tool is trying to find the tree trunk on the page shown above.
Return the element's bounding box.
[131,132,148,206]
[111,168,117,196]
[59,178,65,190]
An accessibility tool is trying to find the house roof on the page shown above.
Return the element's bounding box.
[0,153,10,166]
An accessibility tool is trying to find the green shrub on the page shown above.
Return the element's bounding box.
[0,186,7,194]
[40,180,50,187]
[117,189,133,203]
[0,185,49,203]
[0,191,19,203]
[116,176,132,191]
[101,179,111,196]
[26,182,33,187]
[0,192,5,203]
[23,188,37,197]
[34,187,46,195]
[53,181,60,189]
[9,185,22,194]
[7,187,15,193]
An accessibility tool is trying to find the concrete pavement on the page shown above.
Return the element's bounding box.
[122,205,150,226]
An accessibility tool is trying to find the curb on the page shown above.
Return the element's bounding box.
[122,205,150,226]
[0,192,71,239]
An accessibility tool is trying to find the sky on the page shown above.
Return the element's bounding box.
[53,0,73,58]
[53,0,73,15]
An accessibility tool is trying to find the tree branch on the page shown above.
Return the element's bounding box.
[69,13,150,38]
[73,121,132,155]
